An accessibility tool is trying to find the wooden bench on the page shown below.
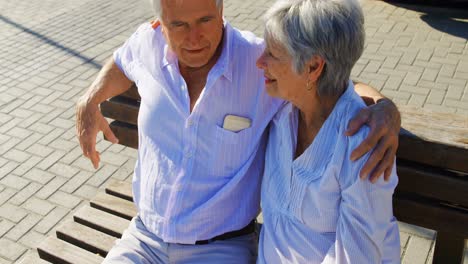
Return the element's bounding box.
[35,84,467,263]
[33,181,135,264]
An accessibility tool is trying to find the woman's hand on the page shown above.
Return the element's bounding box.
[345,98,401,183]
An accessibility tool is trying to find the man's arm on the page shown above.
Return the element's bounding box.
[75,58,133,169]
[349,82,401,183]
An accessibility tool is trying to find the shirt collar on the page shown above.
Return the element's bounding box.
[161,21,233,82]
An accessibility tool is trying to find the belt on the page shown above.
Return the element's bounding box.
[194,220,256,245]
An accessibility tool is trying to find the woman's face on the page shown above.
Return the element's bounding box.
[256,40,308,102]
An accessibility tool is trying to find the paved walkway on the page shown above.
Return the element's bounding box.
[0,0,466,263]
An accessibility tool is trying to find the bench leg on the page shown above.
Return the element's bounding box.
[432,231,465,264]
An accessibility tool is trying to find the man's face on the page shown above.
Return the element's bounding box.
[160,0,224,68]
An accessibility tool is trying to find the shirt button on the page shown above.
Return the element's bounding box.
[187,120,194,126]
[185,151,193,158]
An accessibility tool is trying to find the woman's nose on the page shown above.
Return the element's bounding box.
[256,53,266,69]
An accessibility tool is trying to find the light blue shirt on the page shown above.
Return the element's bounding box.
[113,22,283,244]
[258,82,400,263]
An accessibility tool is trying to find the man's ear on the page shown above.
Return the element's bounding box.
[307,56,325,82]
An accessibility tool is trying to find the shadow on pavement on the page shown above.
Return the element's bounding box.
[0,14,102,69]
[385,0,468,39]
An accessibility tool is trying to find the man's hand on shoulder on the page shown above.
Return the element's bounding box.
[348,83,401,183]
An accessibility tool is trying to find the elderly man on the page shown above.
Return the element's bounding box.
[75,0,400,263]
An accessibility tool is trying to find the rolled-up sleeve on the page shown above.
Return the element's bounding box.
[322,128,400,263]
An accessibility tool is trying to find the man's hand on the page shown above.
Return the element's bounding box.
[346,98,401,183]
[76,97,118,169]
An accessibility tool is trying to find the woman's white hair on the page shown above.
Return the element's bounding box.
[264,0,365,97]
[150,0,223,19]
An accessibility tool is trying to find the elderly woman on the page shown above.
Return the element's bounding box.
[256,0,400,263]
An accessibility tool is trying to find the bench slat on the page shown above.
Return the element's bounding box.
[106,180,133,202]
[90,192,137,220]
[393,193,468,237]
[56,221,116,257]
[120,84,140,101]
[432,231,465,264]
[396,160,468,206]
[398,105,468,173]
[101,97,139,125]
[74,206,130,238]
[108,121,138,149]
[37,237,104,264]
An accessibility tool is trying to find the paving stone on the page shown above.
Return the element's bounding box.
[36,127,64,145]
[0,203,28,223]
[5,126,31,141]
[0,220,14,237]
[402,236,433,264]
[118,147,137,158]
[417,81,448,91]
[0,161,19,180]
[47,138,76,152]
[0,158,7,168]
[35,176,67,199]
[420,68,438,82]
[0,101,26,115]
[382,89,412,101]
[28,122,55,135]
[0,187,16,206]
[16,113,42,129]
[25,144,54,158]
[423,103,456,113]
[21,96,43,110]
[0,238,27,261]
[73,184,98,199]
[439,64,456,78]
[444,99,468,110]
[36,150,66,170]
[9,182,42,206]
[0,118,22,135]
[22,197,55,216]
[86,164,118,187]
[399,85,430,96]
[47,162,79,178]
[23,168,55,185]
[426,90,446,105]
[100,150,129,167]
[33,206,69,234]
[18,231,46,250]
[408,94,426,108]
[60,171,93,193]
[3,148,31,164]
[8,109,34,119]
[48,191,81,209]
[5,213,41,241]
[39,108,64,124]
[0,175,30,190]
[60,146,83,164]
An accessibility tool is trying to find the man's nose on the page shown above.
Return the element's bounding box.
[187,26,202,46]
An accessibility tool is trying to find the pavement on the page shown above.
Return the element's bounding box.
[0,0,466,263]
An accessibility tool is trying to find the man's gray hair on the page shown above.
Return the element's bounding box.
[151,0,223,20]
[264,0,365,97]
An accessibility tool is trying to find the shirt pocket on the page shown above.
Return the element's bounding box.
[211,125,255,177]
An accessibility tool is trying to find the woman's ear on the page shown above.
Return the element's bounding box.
[307,55,325,82]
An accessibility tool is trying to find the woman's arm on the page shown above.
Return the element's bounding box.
[350,82,401,182]
[322,128,400,263]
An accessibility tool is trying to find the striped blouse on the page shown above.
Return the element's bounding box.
[258,81,401,263]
